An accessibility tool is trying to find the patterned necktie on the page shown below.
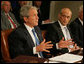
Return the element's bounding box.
[7,14,16,28]
[32,29,43,58]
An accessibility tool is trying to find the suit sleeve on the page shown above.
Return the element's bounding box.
[8,30,34,59]
[1,17,7,30]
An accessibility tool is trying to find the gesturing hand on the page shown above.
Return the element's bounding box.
[58,37,74,48]
[69,44,80,52]
[36,39,53,52]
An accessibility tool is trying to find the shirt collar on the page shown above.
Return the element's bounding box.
[58,20,67,29]
[5,12,9,15]
[78,18,83,25]
[24,23,34,31]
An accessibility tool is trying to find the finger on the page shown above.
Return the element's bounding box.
[61,37,65,41]
[41,39,46,44]
[44,49,50,53]
[59,44,68,48]
[46,44,53,47]
[45,41,52,45]
[45,46,53,49]
[72,41,75,44]
[74,44,77,46]
[59,45,68,48]
[66,39,73,42]
[67,42,74,45]
[74,44,78,49]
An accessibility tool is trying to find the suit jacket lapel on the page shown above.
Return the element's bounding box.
[1,11,11,29]
[53,21,65,40]
[21,25,35,47]
[34,26,43,43]
[67,25,74,39]
[76,18,83,27]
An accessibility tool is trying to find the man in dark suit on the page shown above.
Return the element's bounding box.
[69,5,83,47]
[45,8,80,56]
[8,5,53,59]
[1,1,19,30]
[11,1,28,25]
[33,1,51,30]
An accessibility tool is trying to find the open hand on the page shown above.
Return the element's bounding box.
[36,39,53,52]
[58,37,74,48]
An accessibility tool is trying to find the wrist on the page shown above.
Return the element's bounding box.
[36,45,40,52]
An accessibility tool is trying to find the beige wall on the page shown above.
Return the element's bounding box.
[50,1,83,22]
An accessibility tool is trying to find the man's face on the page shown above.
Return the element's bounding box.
[25,9,39,27]
[2,1,11,13]
[58,9,72,26]
[79,8,83,21]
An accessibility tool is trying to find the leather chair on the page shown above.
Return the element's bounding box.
[42,30,52,58]
[1,29,47,62]
[42,30,47,39]
[1,29,14,62]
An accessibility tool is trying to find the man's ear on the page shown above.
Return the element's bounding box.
[23,17,28,23]
[58,13,61,19]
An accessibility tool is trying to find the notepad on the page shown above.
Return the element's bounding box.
[49,53,83,63]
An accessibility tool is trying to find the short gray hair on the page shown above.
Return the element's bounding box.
[1,1,10,6]
[60,8,72,15]
[1,1,5,6]
[20,5,38,19]
[79,5,83,12]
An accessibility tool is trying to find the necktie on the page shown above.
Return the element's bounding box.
[32,29,43,58]
[7,14,16,28]
[64,27,71,40]
[64,27,73,48]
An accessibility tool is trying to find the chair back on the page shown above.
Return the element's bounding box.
[42,30,47,39]
[1,29,13,62]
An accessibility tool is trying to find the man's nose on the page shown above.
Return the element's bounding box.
[36,15,39,20]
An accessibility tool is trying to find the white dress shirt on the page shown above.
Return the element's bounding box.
[58,20,71,41]
[56,21,73,52]
[24,23,41,58]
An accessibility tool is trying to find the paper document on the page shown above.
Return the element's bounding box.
[49,53,83,63]
[44,61,59,63]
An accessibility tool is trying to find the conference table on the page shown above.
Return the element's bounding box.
[8,49,83,63]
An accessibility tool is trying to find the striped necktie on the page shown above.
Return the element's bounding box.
[7,14,16,28]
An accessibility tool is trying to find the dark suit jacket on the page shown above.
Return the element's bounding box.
[74,18,83,28]
[45,21,75,56]
[12,4,23,25]
[1,10,19,30]
[8,24,44,59]
[33,1,50,30]
[69,18,83,47]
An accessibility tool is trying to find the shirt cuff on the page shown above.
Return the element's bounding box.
[56,43,59,49]
[33,47,39,54]
[42,21,45,24]
[68,49,71,52]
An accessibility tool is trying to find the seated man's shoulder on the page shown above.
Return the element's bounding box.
[69,20,79,28]
[9,26,23,36]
